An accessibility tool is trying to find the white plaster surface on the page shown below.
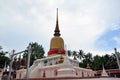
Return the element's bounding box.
[55,78,120,80]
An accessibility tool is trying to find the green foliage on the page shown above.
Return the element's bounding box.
[31,42,45,58]
[92,55,103,70]
[23,42,45,66]
[102,54,118,69]
[0,46,9,68]
[79,52,93,69]
[67,50,72,56]
[77,50,85,60]
[67,49,118,70]
[72,51,77,56]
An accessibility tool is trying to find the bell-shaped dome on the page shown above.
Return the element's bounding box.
[50,36,64,50]
[48,8,66,56]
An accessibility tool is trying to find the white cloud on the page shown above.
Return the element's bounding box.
[113,37,120,46]
[111,22,120,31]
[0,0,120,55]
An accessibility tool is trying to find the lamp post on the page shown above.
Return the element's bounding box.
[25,43,32,80]
[8,50,15,80]
[114,48,120,70]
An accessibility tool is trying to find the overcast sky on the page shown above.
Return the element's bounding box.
[0,0,120,56]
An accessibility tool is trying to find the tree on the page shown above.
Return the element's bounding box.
[92,55,102,70]
[79,52,93,68]
[0,46,9,68]
[77,49,85,60]
[23,42,45,66]
[55,48,119,70]
[102,54,118,69]
[72,51,77,57]
[85,52,93,63]
[67,50,72,57]
[110,53,118,69]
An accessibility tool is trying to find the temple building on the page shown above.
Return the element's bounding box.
[15,9,95,79]
[1,9,120,80]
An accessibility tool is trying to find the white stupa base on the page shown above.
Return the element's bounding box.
[57,68,76,77]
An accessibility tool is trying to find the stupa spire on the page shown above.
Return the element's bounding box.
[101,65,108,77]
[48,8,65,56]
[54,8,61,36]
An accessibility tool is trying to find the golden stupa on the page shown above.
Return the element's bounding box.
[48,8,65,56]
